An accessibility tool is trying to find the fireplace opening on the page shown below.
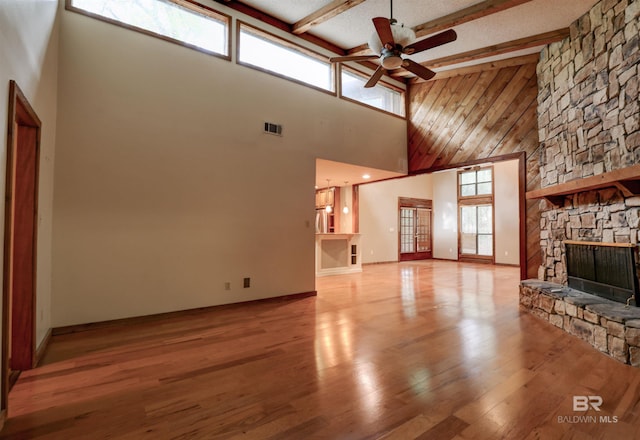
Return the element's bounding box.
[565,241,639,306]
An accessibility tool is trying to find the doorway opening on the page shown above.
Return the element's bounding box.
[2,81,41,415]
[398,197,432,261]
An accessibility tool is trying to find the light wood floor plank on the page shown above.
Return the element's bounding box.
[2,260,639,439]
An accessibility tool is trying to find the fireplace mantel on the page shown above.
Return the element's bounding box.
[526,164,640,207]
[563,240,635,248]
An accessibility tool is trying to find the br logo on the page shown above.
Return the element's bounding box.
[573,396,603,411]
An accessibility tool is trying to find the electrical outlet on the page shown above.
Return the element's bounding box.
[243,277,251,288]
[224,282,231,290]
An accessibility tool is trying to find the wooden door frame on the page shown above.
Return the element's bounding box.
[398,197,433,261]
[1,81,41,417]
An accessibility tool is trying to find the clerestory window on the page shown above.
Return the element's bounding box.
[67,0,231,58]
[340,67,405,117]
[238,22,335,93]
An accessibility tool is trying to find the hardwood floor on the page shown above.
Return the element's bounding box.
[2,261,639,439]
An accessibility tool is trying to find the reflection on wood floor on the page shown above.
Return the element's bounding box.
[2,261,639,439]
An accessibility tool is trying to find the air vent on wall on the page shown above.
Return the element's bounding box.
[264,122,283,136]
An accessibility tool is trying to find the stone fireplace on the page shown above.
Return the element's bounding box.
[520,0,640,366]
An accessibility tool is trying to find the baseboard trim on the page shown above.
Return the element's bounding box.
[52,290,317,336]
[35,327,52,367]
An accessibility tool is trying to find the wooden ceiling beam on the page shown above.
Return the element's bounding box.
[293,0,367,35]
[414,0,535,38]
[409,53,539,83]
[347,0,535,55]
[212,0,346,55]
[392,28,569,78]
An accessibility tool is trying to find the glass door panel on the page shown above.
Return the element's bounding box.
[416,208,431,252]
[400,208,415,253]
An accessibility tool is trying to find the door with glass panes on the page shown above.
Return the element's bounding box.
[399,198,432,261]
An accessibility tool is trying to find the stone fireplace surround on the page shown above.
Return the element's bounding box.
[520,0,639,366]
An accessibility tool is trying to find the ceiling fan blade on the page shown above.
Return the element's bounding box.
[364,66,385,88]
[402,59,436,81]
[403,29,457,55]
[329,55,379,63]
[372,17,395,48]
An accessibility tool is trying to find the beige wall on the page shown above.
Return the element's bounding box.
[0,0,59,351]
[52,2,407,326]
[359,174,434,263]
[361,159,520,265]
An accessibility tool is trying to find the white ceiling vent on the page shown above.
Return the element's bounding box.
[264,122,283,136]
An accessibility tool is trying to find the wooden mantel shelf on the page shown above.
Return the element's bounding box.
[526,164,640,206]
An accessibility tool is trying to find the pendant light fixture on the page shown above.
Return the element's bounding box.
[342,181,350,214]
[325,179,332,213]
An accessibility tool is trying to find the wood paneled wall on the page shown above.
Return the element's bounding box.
[407,63,541,278]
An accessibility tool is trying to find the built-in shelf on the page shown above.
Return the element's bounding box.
[526,164,640,207]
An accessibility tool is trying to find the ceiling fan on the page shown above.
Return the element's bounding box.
[329,1,457,88]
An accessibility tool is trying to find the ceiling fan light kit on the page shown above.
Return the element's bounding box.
[367,22,416,55]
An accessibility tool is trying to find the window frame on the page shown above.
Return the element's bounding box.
[338,65,407,119]
[236,21,336,96]
[65,0,232,60]
[457,166,494,262]
[458,166,494,201]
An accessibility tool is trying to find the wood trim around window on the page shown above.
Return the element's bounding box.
[65,0,233,61]
[457,166,495,263]
[236,21,337,96]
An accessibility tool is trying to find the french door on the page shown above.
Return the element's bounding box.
[399,198,432,261]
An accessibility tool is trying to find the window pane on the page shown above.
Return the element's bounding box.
[416,209,431,252]
[461,206,477,234]
[477,169,492,182]
[400,208,415,253]
[478,235,493,256]
[460,171,476,184]
[477,182,492,195]
[341,70,405,116]
[478,206,492,233]
[461,184,476,197]
[461,233,477,254]
[239,26,333,91]
[70,0,228,55]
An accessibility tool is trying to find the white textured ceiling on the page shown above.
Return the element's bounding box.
[315,159,405,189]
[239,0,597,67]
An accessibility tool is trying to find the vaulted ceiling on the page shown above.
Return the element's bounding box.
[216,0,597,82]
[212,0,598,187]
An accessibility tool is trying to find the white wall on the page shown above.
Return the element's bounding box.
[52,2,407,326]
[359,174,433,263]
[432,170,459,260]
[494,160,520,265]
[361,159,521,264]
[0,0,58,350]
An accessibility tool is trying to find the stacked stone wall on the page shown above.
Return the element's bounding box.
[536,0,639,282]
